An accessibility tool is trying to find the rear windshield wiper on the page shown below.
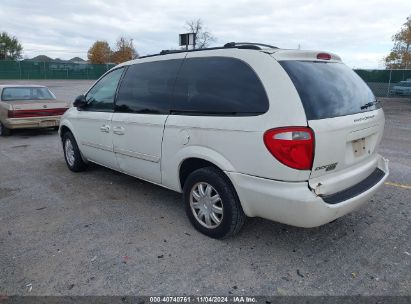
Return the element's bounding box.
[360,100,379,110]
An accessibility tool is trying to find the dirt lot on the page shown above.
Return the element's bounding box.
[0,80,410,296]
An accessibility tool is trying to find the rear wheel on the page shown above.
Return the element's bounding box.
[62,131,87,172]
[183,167,245,239]
[0,122,11,136]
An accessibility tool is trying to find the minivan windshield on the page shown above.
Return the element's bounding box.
[279,61,379,120]
[1,87,56,101]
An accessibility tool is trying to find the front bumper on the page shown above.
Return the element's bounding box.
[226,155,389,228]
[4,116,61,129]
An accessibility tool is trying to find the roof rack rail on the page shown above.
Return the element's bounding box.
[139,46,228,58]
[224,42,278,49]
[159,50,181,55]
[138,42,278,59]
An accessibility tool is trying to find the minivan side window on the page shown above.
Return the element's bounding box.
[115,60,183,114]
[172,57,269,115]
[85,67,124,112]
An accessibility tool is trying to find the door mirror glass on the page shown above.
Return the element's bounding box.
[73,94,87,108]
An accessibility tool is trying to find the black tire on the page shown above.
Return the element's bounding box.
[183,167,246,239]
[0,122,11,136]
[62,131,87,172]
[53,126,59,131]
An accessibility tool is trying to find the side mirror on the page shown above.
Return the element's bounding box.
[73,95,87,108]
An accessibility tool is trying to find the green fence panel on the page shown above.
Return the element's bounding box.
[0,61,20,79]
[0,60,116,80]
[354,69,411,97]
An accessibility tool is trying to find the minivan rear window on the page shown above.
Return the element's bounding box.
[280,61,379,120]
[172,57,269,115]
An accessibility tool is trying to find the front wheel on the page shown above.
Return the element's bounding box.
[62,131,87,172]
[183,167,246,239]
[0,122,11,136]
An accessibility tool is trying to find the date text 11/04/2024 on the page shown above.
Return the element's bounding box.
[149,296,257,303]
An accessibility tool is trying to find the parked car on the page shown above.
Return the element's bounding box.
[390,80,411,96]
[0,85,69,136]
[59,42,389,239]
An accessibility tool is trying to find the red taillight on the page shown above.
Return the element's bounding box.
[317,53,331,60]
[263,127,315,170]
[8,108,67,118]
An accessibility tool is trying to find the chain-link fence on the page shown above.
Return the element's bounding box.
[0,60,116,80]
[355,69,411,97]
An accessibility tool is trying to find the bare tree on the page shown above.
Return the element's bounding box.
[185,19,216,49]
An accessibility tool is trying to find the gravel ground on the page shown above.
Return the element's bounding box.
[0,80,410,296]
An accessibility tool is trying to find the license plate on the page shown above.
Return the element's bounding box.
[353,138,367,157]
[40,121,57,127]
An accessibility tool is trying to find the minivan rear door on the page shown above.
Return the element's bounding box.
[279,60,385,195]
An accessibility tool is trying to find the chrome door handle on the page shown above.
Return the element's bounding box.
[113,126,125,135]
[100,125,110,133]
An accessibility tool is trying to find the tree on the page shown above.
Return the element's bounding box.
[385,15,411,69]
[184,19,216,49]
[0,32,23,60]
[87,41,112,64]
[111,37,138,64]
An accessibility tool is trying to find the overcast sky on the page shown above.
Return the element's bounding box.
[1,0,410,68]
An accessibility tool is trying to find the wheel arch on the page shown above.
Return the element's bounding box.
[59,119,76,140]
[59,125,71,139]
[167,146,235,191]
[59,121,88,163]
[179,158,224,190]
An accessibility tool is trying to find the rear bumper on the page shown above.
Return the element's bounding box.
[3,116,61,129]
[226,155,389,228]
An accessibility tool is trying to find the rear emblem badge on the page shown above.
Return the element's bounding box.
[43,105,47,108]
[315,162,338,172]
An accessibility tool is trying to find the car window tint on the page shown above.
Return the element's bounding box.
[85,68,124,112]
[280,61,378,120]
[2,87,55,101]
[115,60,183,114]
[172,57,268,115]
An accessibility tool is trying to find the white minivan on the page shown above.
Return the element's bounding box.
[59,42,389,238]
